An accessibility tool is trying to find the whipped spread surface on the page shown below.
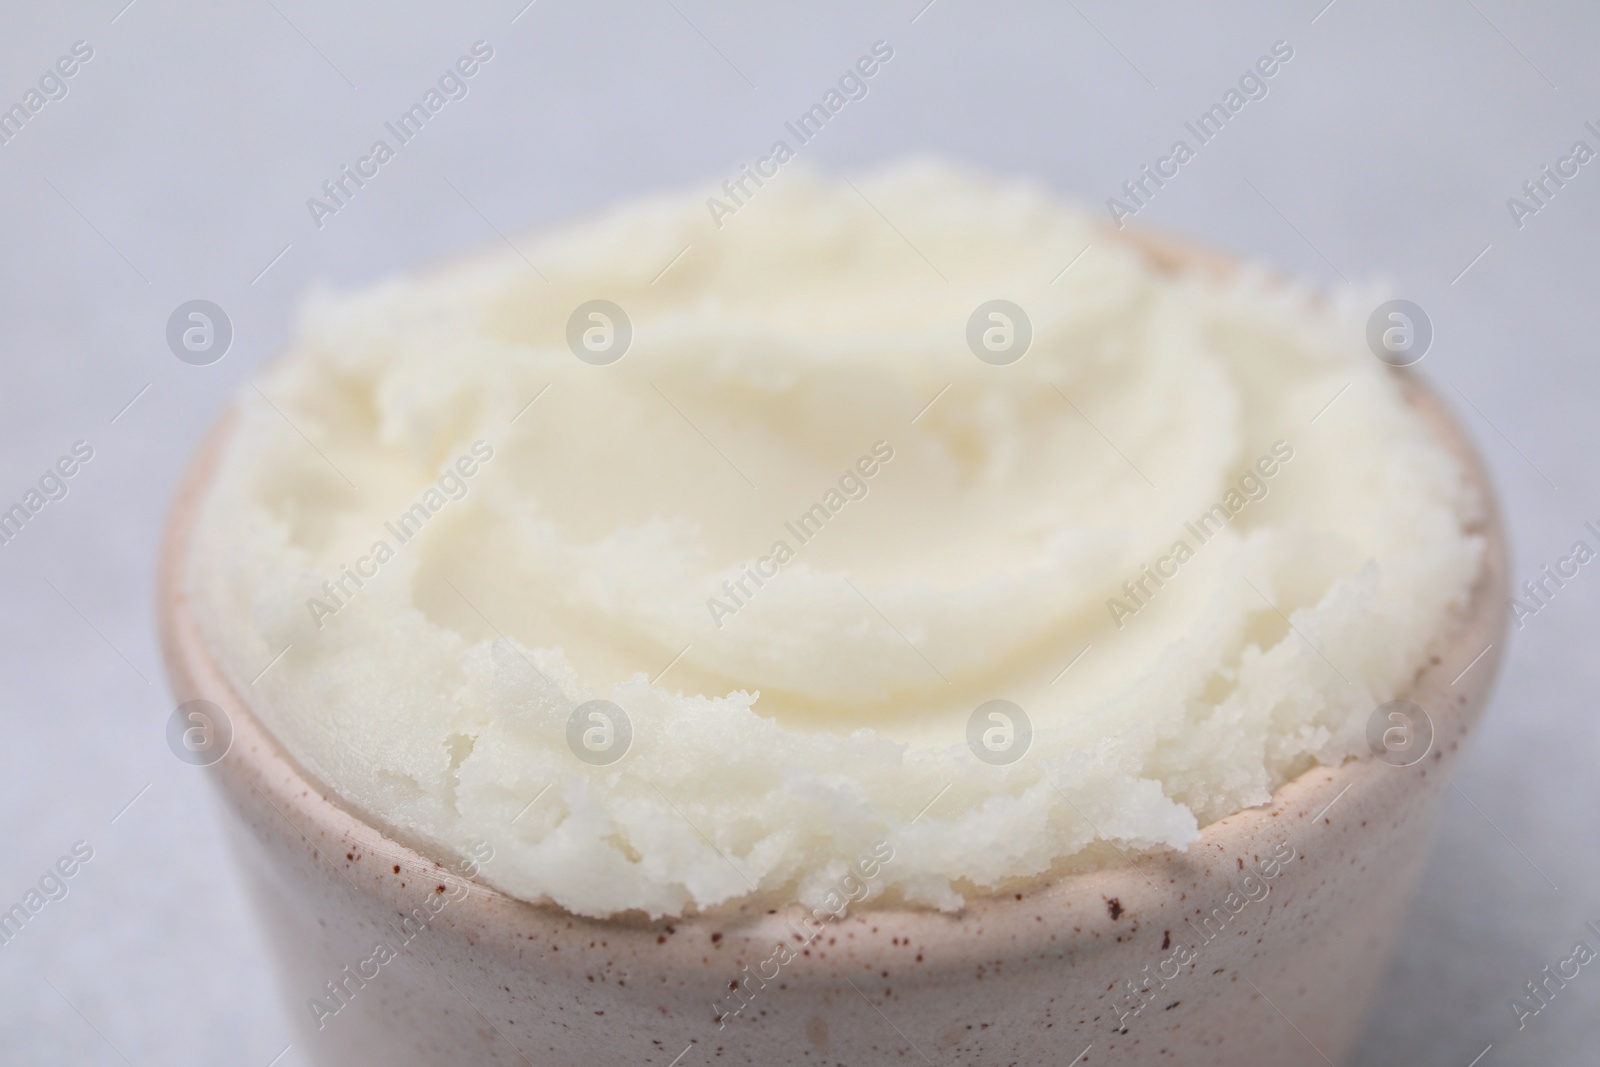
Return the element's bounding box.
[192,162,1484,918]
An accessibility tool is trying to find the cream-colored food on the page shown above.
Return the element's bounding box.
[191,162,1484,919]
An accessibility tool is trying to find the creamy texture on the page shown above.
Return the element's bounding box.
[191,162,1485,918]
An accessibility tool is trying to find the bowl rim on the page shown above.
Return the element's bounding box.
[155,227,1511,971]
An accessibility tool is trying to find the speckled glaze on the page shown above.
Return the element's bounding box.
[158,233,1508,1067]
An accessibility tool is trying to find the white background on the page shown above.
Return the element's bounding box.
[0,1,1595,1064]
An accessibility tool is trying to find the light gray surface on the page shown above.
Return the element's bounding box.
[0,1,1595,1064]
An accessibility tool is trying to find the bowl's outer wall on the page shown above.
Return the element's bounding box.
[158,307,1509,1067]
